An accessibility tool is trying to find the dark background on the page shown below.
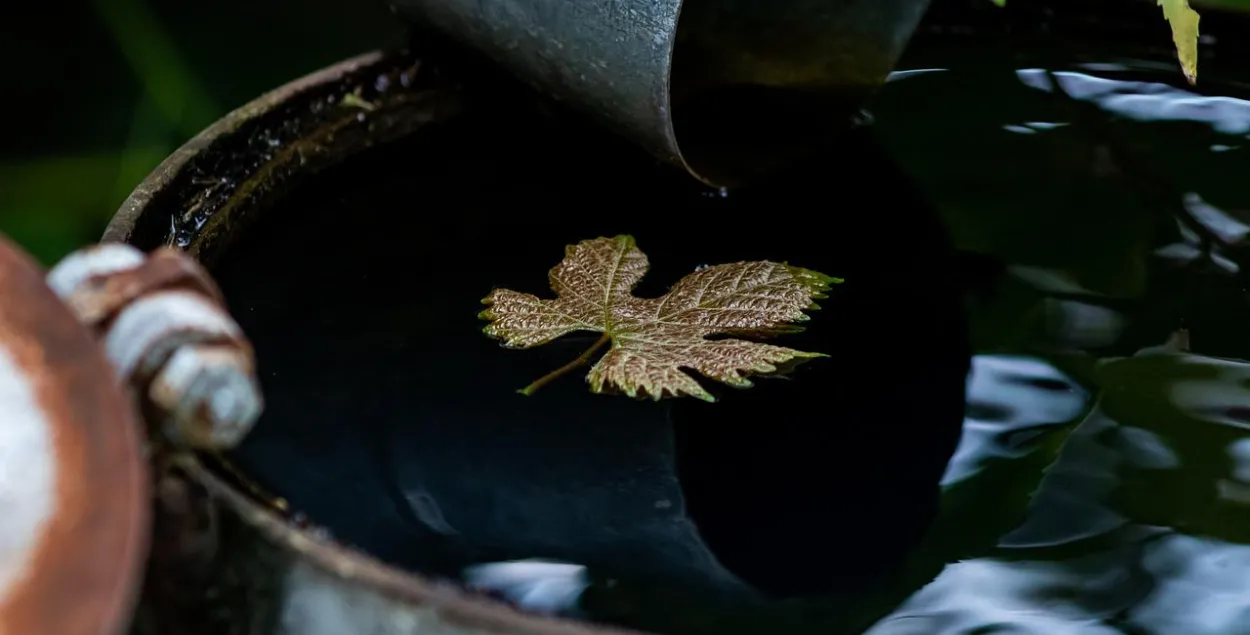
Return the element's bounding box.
[0,0,401,263]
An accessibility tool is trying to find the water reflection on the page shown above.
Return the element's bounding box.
[942,356,1089,488]
[462,559,590,616]
[1154,193,1247,275]
[863,42,1250,632]
[1016,69,1250,135]
[868,532,1250,634]
[869,341,1250,633]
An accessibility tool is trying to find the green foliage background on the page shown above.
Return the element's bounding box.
[0,0,400,264]
[0,0,1247,266]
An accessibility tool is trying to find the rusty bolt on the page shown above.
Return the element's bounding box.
[147,344,260,448]
[45,243,262,450]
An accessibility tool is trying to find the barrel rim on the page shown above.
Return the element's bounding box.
[103,49,389,247]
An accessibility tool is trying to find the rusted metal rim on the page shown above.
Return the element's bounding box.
[178,454,644,635]
[101,48,390,248]
[0,236,149,635]
[103,49,462,264]
[101,49,646,634]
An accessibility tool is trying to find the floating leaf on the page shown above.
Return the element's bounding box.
[480,235,841,402]
[1159,0,1201,85]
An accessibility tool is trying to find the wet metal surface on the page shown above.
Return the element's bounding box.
[389,0,931,186]
[0,235,148,635]
[102,50,461,259]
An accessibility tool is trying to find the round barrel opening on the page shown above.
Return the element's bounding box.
[215,95,968,585]
[217,109,968,629]
[113,49,969,634]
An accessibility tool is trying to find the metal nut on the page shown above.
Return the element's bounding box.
[46,244,226,333]
[45,244,262,449]
[148,344,262,449]
[103,290,244,381]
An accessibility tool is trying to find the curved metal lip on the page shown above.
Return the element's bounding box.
[102,50,652,635]
[0,235,149,635]
[387,0,934,188]
[182,454,644,635]
[104,49,394,247]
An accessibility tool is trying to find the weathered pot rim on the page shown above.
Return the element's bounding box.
[102,49,649,635]
[179,453,642,635]
[102,50,387,246]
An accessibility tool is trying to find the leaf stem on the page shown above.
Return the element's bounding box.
[519,333,612,396]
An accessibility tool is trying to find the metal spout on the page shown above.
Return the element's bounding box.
[388,0,932,187]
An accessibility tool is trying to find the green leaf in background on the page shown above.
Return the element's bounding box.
[990,0,1202,83]
[90,0,220,139]
[0,0,399,264]
[1159,0,1201,84]
[0,148,169,263]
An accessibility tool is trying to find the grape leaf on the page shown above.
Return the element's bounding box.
[1159,0,1201,85]
[479,235,841,402]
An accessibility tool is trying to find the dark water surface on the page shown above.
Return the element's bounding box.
[212,11,1250,635]
[856,29,1250,635]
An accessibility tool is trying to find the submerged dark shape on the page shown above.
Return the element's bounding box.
[668,143,972,601]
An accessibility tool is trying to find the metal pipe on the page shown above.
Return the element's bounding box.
[388,0,932,187]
